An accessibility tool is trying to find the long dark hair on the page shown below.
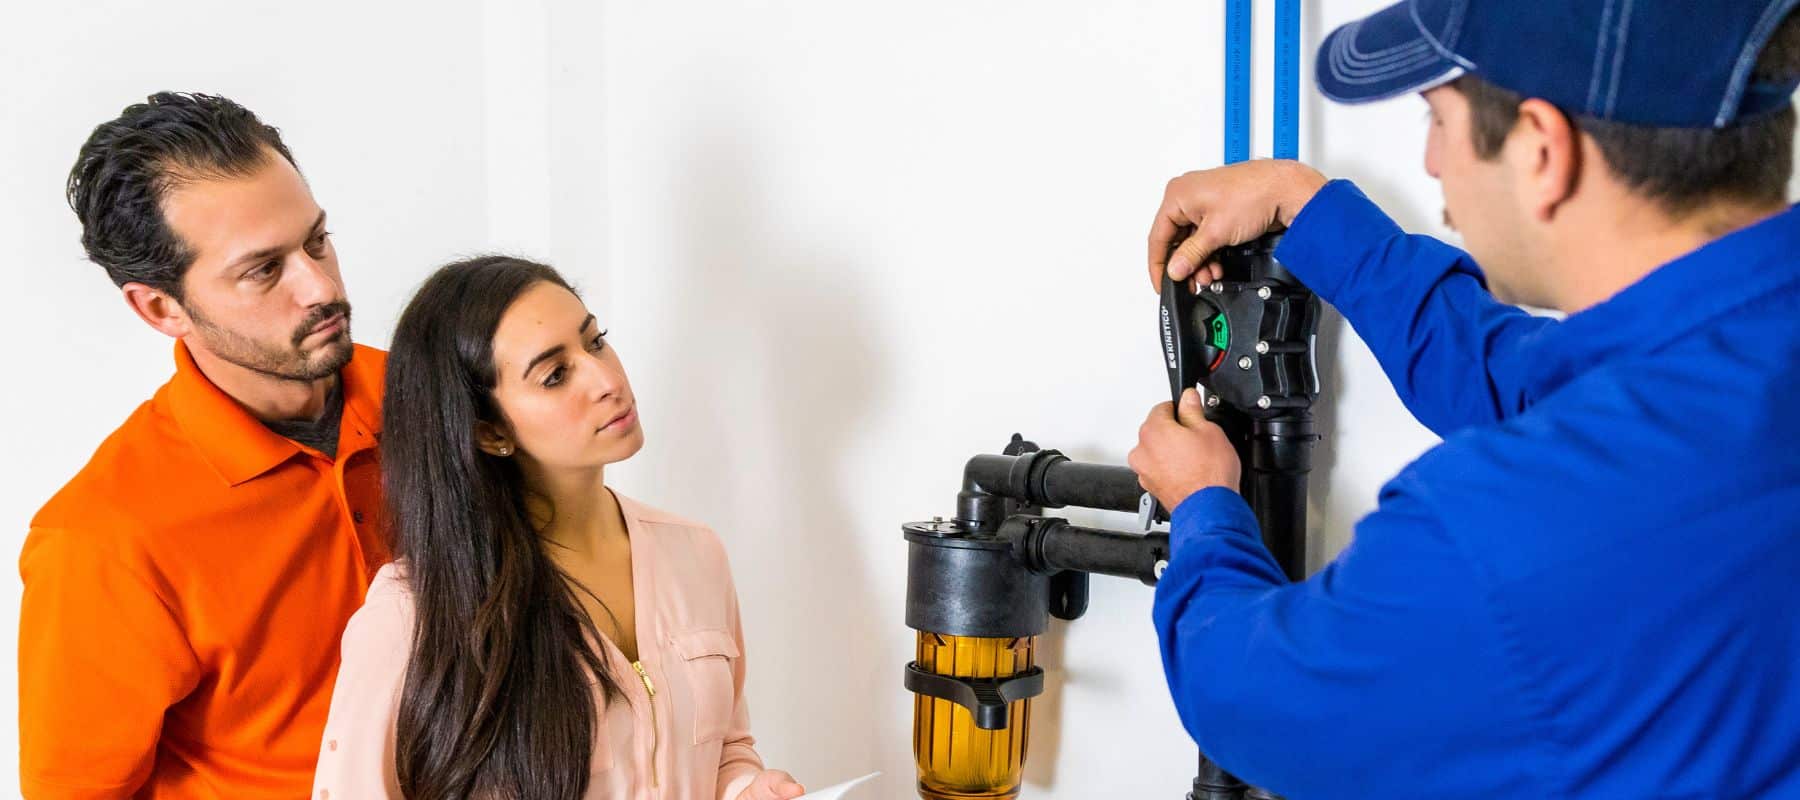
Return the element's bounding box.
[382,255,623,799]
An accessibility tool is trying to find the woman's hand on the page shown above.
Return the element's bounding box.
[738,769,806,800]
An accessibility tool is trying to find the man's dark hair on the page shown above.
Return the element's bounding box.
[66,92,297,299]
[1454,14,1800,216]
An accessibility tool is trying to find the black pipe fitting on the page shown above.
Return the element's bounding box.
[1003,516,1171,587]
[960,450,1152,520]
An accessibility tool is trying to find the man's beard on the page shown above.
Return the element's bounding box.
[186,300,355,382]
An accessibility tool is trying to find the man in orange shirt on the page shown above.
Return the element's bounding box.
[20,93,388,798]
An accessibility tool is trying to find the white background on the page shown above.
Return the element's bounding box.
[9,1,1786,797]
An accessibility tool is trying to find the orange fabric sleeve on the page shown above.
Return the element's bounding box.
[19,526,202,799]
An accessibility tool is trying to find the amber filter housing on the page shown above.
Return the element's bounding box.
[912,632,1037,800]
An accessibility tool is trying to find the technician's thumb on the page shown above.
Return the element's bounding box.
[1167,228,1218,282]
[1179,388,1204,421]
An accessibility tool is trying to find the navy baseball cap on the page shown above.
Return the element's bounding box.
[1317,0,1800,128]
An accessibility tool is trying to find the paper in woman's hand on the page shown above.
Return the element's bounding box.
[794,771,881,799]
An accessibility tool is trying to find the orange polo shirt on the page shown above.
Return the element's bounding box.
[20,341,389,799]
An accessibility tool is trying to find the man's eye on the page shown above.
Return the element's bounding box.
[306,231,333,255]
[248,261,280,281]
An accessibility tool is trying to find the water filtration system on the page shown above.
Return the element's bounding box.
[902,2,1319,798]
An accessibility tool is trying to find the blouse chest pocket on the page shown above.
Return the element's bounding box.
[670,628,739,744]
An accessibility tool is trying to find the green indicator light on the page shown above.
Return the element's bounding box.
[1209,313,1230,350]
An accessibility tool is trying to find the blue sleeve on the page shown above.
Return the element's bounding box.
[1151,486,1544,797]
[1273,180,1557,435]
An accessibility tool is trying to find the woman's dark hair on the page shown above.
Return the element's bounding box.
[66,92,297,298]
[382,255,623,800]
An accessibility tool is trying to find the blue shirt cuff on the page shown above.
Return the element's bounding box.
[1168,486,1260,561]
[1272,179,1404,302]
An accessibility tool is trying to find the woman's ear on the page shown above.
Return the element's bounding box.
[474,420,515,457]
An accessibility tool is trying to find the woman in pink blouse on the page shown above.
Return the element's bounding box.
[313,256,805,800]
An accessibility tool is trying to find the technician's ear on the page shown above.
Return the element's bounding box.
[121,282,193,339]
[1509,98,1584,222]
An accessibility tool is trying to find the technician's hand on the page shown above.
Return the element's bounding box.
[1147,160,1330,292]
[738,769,806,800]
[1129,389,1243,511]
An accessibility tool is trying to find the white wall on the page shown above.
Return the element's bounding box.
[13,1,1776,798]
[592,1,1440,796]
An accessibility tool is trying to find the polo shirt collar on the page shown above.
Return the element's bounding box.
[166,341,382,486]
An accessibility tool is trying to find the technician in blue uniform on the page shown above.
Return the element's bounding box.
[1129,1,1800,797]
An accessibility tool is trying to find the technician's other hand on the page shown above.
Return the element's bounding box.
[739,769,806,800]
[1147,160,1329,292]
[1129,389,1243,511]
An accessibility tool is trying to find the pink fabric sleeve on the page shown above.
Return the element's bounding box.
[311,570,412,799]
[715,541,764,800]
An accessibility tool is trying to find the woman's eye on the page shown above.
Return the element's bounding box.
[588,330,608,352]
[543,365,566,387]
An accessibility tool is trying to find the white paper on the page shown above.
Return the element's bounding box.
[795,771,882,800]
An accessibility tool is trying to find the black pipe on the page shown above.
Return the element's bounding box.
[1038,459,1147,513]
[1246,414,1315,582]
[1003,516,1170,587]
[1191,755,1246,800]
[1195,405,1312,799]
[961,449,1150,525]
[1204,408,1314,582]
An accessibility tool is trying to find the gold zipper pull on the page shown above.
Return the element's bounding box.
[633,660,656,696]
[632,660,659,787]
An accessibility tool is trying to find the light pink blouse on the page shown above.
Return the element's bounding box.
[311,493,765,799]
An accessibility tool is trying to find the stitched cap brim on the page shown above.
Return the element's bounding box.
[1317,0,1467,104]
